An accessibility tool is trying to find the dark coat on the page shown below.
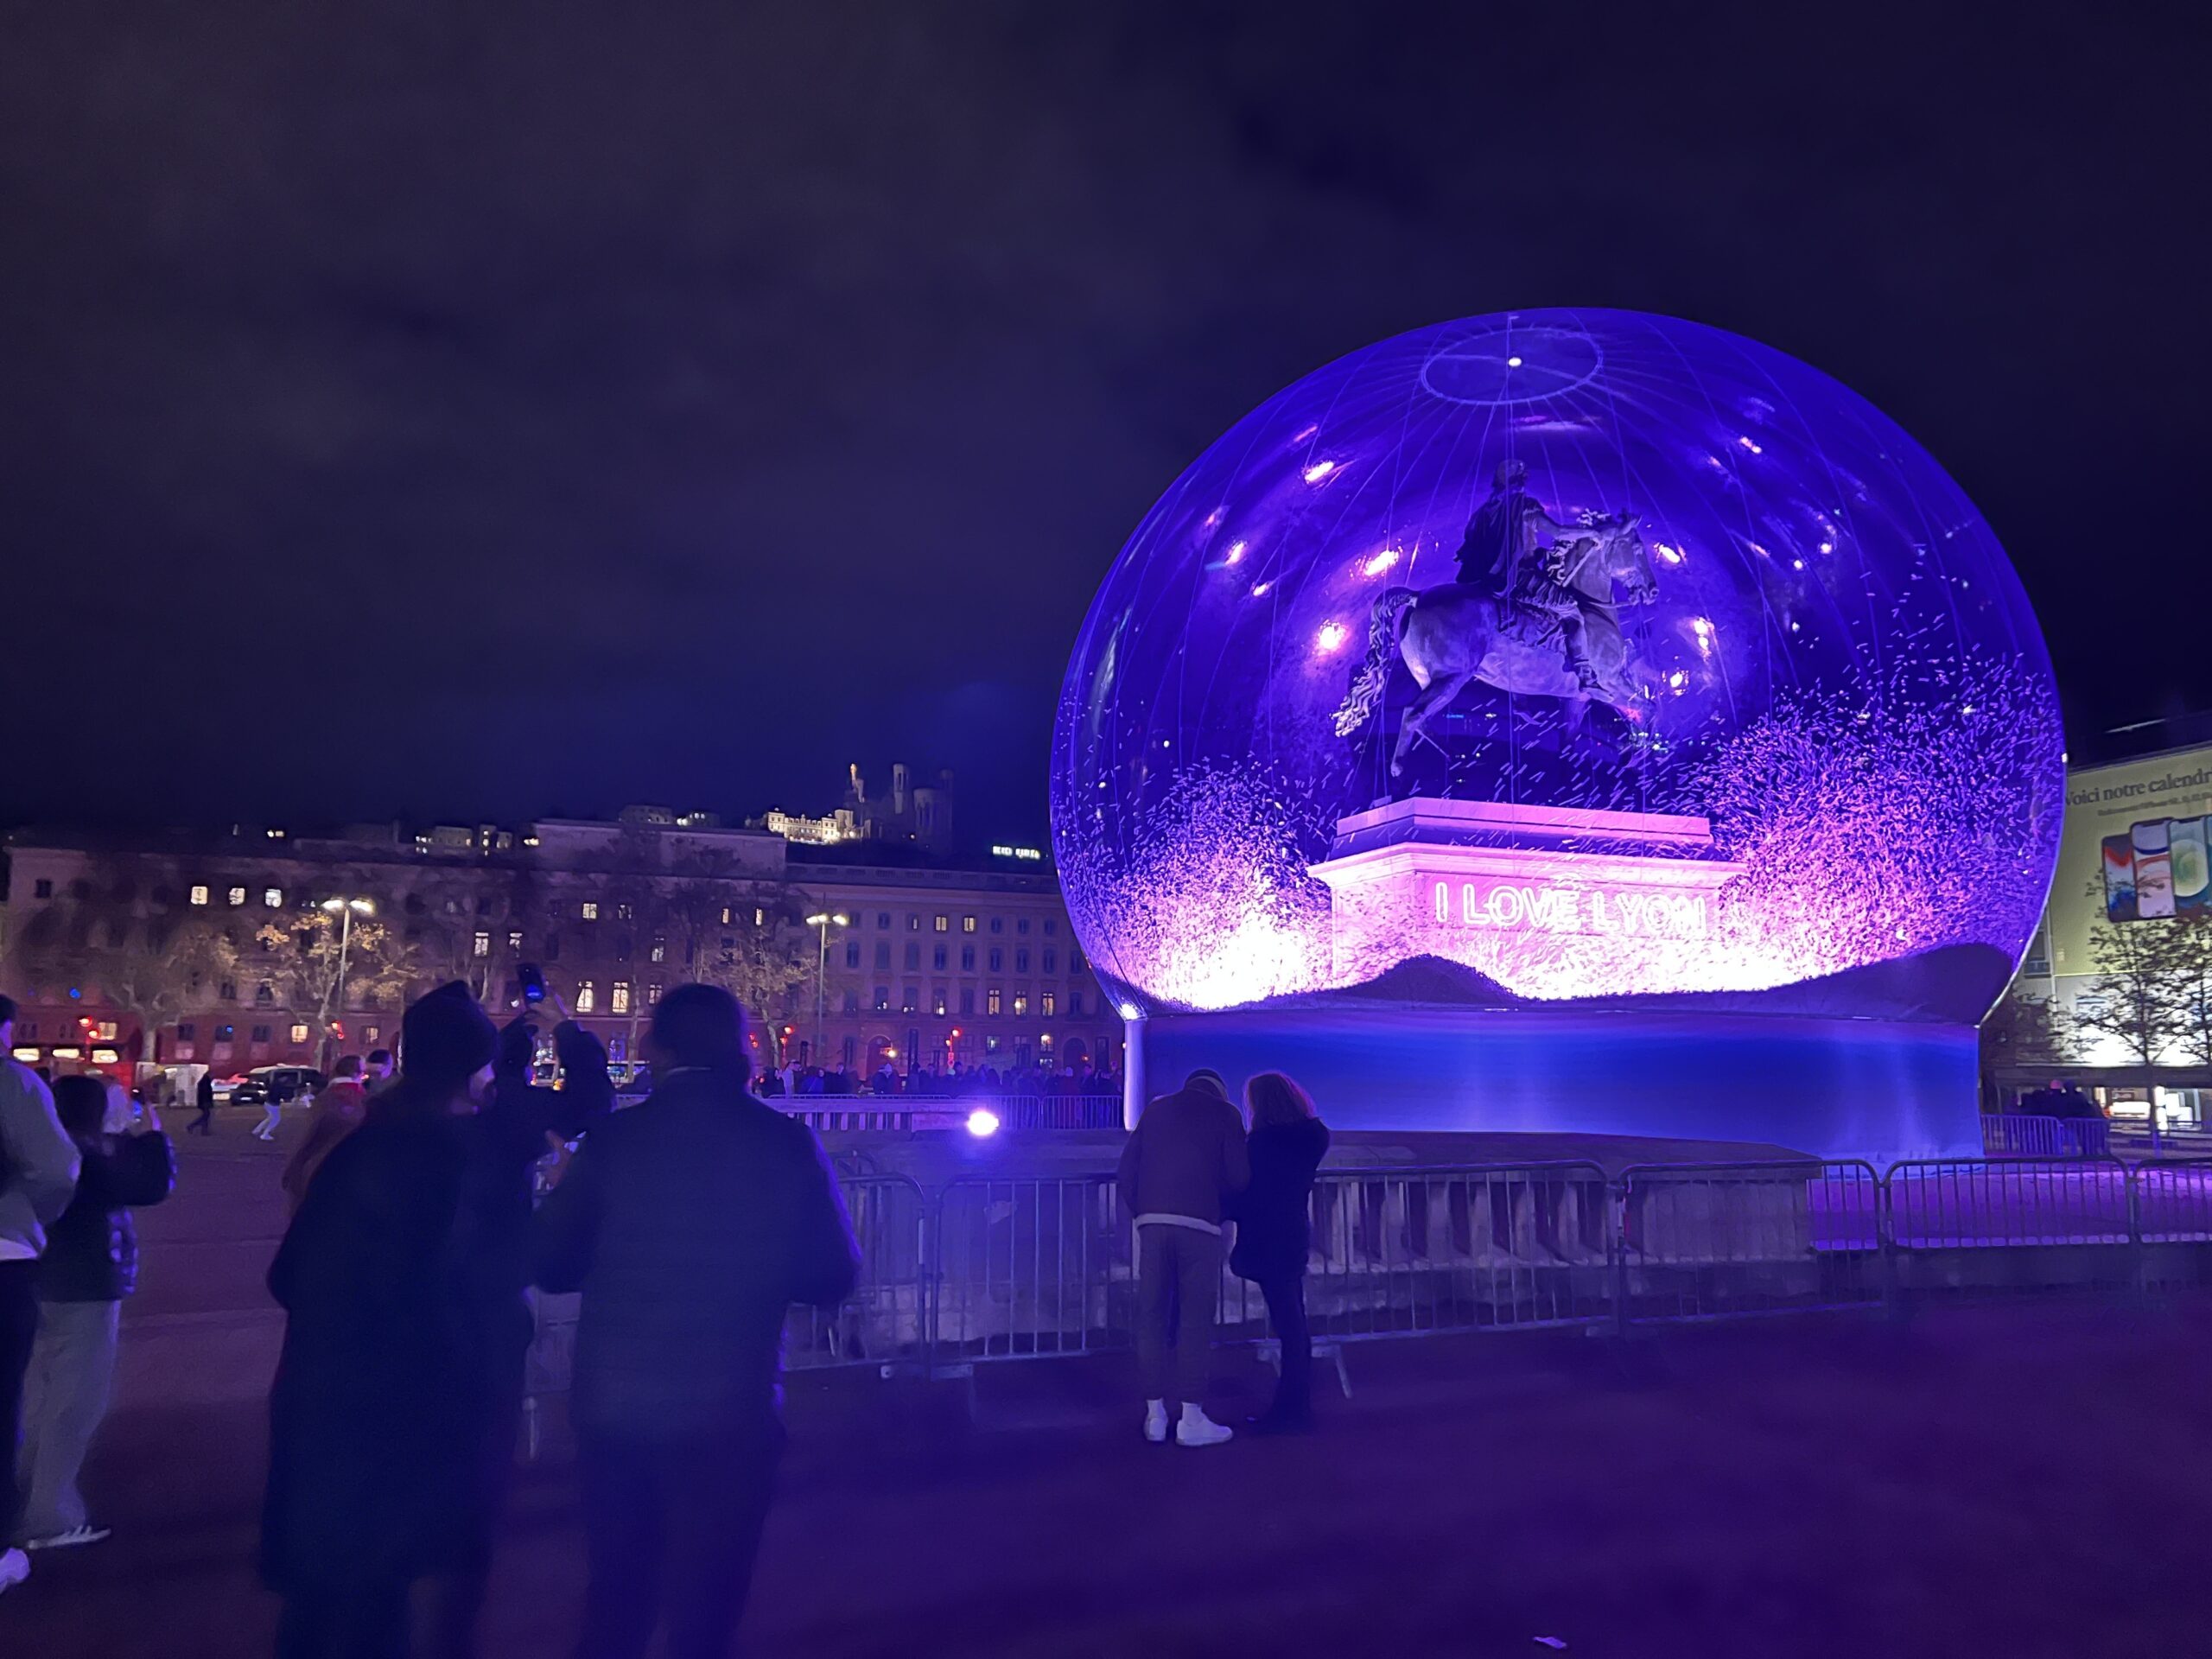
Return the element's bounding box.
[533,1069,861,1441]
[38,1130,175,1302]
[260,1027,613,1594]
[1116,1086,1251,1227]
[1230,1116,1331,1281]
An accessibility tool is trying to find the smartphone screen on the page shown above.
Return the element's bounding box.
[2171,817,2209,914]
[2102,835,2138,923]
[2134,819,2175,918]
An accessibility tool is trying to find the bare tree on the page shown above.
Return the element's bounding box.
[2071,884,2191,1147]
[1979,978,2075,1106]
[2160,910,2212,1071]
[9,859,239,1065]
[257,909,417,1064]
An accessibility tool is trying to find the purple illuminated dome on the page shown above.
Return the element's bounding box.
[1052,309,2062,1017]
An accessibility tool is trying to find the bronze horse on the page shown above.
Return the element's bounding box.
[1332,515,1662,776]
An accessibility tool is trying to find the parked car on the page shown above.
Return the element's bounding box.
[230,1065,325,1108]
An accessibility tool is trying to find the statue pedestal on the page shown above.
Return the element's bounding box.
[1308,798,1743,985]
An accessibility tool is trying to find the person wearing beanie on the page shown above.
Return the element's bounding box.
[261,980,612,1657]
[1117,1066,1250,1448]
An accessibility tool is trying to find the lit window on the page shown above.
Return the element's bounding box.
[365,1027,380,1043]
[289,1023,309,1045]
[907,914,921,932]
[755,907,766,927]
[189,885,210,906]
[1014,995,1029,1018]
[1042,993,1057,1017]
[228,887,247,906]
[507,931,523,952]
[473,931,490,957]
[611,982,632,1014]
[582,902,600,921]
[263,887,283,908]
[988,988,1002,1016]
[986,1035,1001,1054]
[97,1020,118,1041]
[650,937,666,963]
[617,903,634,921]
[647,982,663,1005]
[575,981,597,1013]
[721,906,734,925]
[934,914,949,933]
[963,916,977,933]
[933,989,948,1016]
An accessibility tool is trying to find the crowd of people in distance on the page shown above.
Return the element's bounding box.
[0,970,1332,1656]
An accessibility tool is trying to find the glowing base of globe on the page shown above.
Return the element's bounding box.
[1122,1004,1981,1163]
[1119,799,1981,1161]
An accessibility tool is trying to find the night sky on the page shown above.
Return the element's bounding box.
[3,5,2204,846]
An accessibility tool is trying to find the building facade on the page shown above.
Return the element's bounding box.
[0,813,1117,1084]
[2000,730,2212,1125]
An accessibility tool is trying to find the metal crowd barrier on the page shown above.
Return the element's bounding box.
[521,1153,2212,1439]
[1980,1114,2113,1159]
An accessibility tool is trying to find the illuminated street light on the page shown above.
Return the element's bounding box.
[317,897,375,1071]
[805,912,849,1070]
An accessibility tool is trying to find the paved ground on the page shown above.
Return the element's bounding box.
[7,1110,2212,1657]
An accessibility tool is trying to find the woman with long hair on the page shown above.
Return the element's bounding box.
[1230,1072,1329,1433]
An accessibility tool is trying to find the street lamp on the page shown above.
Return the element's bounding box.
[319,897,374,1070]
[804,912,848,1072]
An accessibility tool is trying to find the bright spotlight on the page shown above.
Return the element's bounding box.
[964,1107,1001,1139]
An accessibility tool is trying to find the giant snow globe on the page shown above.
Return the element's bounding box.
[1052,310,2062,1157]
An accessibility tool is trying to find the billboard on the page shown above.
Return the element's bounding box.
[2050,745,2212,974]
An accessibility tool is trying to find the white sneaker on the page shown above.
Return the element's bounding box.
[1143,1401,1169,1444]
[1175,1406,1234,1447]
[0,1548,28,1592]
[26,1522,111,1551]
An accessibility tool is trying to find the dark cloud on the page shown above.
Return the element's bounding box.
[2,3,2202,836]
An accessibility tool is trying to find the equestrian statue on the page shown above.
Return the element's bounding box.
[1332,459,1662,777]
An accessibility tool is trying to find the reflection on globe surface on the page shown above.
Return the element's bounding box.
[1052,309,2062,1014]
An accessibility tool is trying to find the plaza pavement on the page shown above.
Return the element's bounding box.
[4,1111,2210,1657]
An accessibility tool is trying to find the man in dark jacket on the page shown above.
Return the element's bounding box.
[17,1075,174,1548]
[1117,1068,1250,1447]
[262,982,612,1659]
[536,983,860,1659]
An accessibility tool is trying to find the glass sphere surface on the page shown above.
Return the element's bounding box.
[1052,309,2061,1014]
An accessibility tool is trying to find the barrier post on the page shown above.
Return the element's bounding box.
[2127,1162,2149,1306]
[1877,1165,1903,1319]
[1609,1175,1631,1338]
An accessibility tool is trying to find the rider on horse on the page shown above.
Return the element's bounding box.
[1451,457,1604,691]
